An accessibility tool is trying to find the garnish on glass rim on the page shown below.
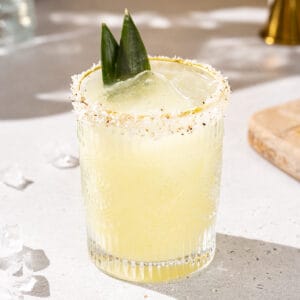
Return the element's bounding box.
[101,9,151,85]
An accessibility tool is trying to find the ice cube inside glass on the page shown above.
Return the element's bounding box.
[71,57,230,283]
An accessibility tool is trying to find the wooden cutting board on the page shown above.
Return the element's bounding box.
[248,99,300,181]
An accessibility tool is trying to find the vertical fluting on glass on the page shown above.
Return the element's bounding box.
[78,112,224,283]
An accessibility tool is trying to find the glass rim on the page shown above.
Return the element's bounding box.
[71,56,230,122]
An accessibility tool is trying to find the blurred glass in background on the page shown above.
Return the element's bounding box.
[0,0,36,46]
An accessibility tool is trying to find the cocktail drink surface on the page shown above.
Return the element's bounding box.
[72,57,229,283]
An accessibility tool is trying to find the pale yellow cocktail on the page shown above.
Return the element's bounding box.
[72,57,229,282]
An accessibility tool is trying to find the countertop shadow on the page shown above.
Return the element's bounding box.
[23,246,50,298]
[140,234,300,300]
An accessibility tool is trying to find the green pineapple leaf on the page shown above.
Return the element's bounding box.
[100,9,151,85]
[101,23,119,85]
[115,9,151,81]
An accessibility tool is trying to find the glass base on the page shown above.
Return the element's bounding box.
[88,238,215,283]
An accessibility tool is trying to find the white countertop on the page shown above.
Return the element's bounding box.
[1,0,299,299]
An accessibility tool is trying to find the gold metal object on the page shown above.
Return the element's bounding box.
[261,0,300,45]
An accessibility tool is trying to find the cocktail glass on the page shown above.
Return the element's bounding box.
[71,57,230,283]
